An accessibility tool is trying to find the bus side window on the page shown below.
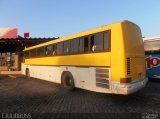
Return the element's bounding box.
[37,47,45,57]
[70,39,79,54]
[37,48,40,57]
[30,50,32,58]
[74,39,79,53]
[30,49,36,58]
[57,42,63,55]
[84,37,89,52]
[63,41,70,54]
[45,47,48,56]
[90,35,95,52]
[104,31,111,51]
[53,44,56,55]
[46,45,53,56]
[79,38,84,53]
[70,40,74,54]
[41,47,45,57]
[37,49,39,57]
[94,33,103,51]
[34,49,37,57]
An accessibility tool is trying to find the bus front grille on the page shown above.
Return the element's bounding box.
[96,68,110,89]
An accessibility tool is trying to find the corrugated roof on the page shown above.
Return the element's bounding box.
[0,37,59,52]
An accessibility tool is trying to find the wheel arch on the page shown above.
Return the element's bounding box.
[61,71,73,84]
[61,71,75,91]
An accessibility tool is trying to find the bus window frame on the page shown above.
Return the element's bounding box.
[24,30,111,59]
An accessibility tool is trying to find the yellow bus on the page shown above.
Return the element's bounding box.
[22,20,148,95]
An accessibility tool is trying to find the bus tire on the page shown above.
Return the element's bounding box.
[25,68,30,78]
[62,72,75,91]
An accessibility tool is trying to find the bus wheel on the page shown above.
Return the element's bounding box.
[25,68,30,78]
[62,72,75,91]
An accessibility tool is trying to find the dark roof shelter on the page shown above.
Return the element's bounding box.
[0,37,59,71]
[0,37,59,52]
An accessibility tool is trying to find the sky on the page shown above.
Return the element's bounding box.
[0,0,160,38]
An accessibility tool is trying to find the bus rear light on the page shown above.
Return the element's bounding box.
[120,77,132,83]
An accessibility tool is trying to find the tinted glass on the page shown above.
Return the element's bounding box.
[57,43,63,55]
[37,47,44,57]
[70,39,79,54]
[63,41,70,54]
[79,38,84,53]
[46,45,53,56]
[84,37,89,52]
[94,33,103,51]
[104,31,111,51]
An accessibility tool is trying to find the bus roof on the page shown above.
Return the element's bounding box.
[24,20,136,51]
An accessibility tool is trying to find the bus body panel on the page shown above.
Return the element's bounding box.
[110,23,126,82]
[146,54,160,79]
[22,21,148,95]
[22,63,112,94]
[25,52,111,67]
[22,63,147,95]
[122,21,146,81]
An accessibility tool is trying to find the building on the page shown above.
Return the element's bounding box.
[0,28,58,71]
[143,36,160,51]
[0,28,18,39]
